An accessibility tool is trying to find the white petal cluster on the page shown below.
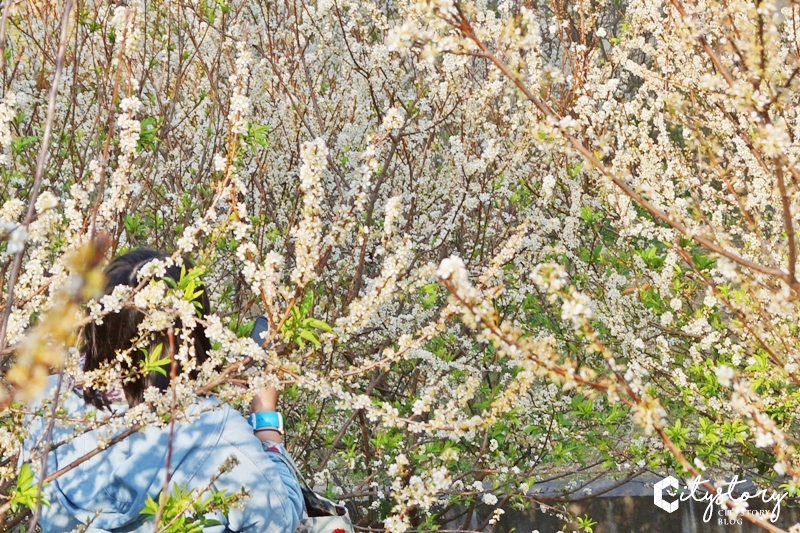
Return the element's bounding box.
[0,92,16,166]
[383,195,402,236]
[715,365,735,388]
[631,397,667,436]
[227,41,252,136]
[381,107,405,133]
[290,138,328,287]
[97,96,141,224]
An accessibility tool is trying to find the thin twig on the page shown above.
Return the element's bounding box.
[27,371,64,532]
[153,329,179,530]
[775,161,796,282]
[0,0,73,355]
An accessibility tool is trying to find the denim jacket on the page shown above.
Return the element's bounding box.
[22,375,303,533]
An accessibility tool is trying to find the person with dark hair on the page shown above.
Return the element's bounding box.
[82,249,214,408]
[21,249,303,533]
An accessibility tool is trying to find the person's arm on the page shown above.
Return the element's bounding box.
[249,316,283,444]
[210,409,304,533]
[236,315,303,529]
[250,387,283,443]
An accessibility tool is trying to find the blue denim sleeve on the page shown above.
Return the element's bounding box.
[262,443,305,519]
[209,413,304,533]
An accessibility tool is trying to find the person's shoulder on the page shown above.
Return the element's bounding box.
[27,374,86,414]
[180,397,250,442]
[22,374,89,455]
[215,401,255,436]
[32,374,62,404]
[203,401,264,451]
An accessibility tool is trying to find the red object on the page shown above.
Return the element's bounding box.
[332,528,346,533]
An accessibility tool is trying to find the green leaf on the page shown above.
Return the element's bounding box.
[138,117,160,151]
[245,123,271,147]
[297,329,321,348]
[577,514,598,533]
[140,494,159,517]
[11,464,49,513]
[303,318,332,332]
[692,252,716,271]
[636,246,665,270]
[12,135,39,154]
[142,344,171,377]
[300,292,314,316]
[568,161,582,178]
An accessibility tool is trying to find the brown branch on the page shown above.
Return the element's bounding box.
[775,161,796,282]
[27,372,64,532]
[453,15,788,283]
[42,425,141,484]
[0,425,142,520]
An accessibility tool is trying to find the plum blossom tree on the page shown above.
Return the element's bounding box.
[1,0,800,532]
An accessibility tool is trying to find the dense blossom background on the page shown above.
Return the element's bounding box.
[2,0,800,531]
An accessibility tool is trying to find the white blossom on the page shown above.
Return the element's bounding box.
[715,365,735,388]
[482,492,498,505]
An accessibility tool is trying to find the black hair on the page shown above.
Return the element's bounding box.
[82,249,211,409]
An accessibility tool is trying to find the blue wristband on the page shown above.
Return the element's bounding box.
[248,411,284,434]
